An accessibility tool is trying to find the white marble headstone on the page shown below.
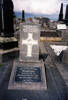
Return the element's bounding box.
[20,23,40,61]
[22,33,38,57]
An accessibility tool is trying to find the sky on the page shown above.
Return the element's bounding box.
[12,0,68,17]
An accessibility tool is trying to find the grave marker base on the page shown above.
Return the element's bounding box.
[8,60,47,90]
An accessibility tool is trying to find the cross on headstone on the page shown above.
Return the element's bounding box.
[22,33,38,57]
[20,23,40,61]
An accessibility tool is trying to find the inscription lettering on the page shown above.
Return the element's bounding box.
[15,67,42,83]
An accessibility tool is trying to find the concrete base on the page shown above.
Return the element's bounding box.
[8,60,47,90]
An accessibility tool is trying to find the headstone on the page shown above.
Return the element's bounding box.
[58,3,63,21]
[20,23,40,61]
[8,23,47,90]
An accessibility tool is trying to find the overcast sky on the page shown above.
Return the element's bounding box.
[12,0,68,15]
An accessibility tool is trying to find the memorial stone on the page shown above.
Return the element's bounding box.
[20,23,40,61]
[8,22,47,90]
[8,60,47,90]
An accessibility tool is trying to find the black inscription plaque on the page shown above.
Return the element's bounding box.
[14,66,42,83]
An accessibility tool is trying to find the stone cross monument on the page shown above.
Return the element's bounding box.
[8,22,47,90]
[22,33,38,57]
[20,23,40,61]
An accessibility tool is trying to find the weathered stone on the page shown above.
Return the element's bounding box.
[8,23,47,91]
[20,52,39,62]
[8,60,47,90]
[19,23,40,61]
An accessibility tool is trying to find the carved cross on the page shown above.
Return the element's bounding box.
[22,33,38,57]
